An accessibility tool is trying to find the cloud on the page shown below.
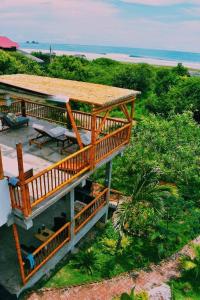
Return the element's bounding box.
[183,6,200,16]
[0,0,200,52]
[121,0,200,6]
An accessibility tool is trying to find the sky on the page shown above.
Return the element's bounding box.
[0,0,200,52]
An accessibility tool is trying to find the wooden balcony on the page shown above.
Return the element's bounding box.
[23,221,71,281]
[0,99,131,217]
[17,188,108,284]
[0,74,139,218]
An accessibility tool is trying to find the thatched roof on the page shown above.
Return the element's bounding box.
[0,74,140,107]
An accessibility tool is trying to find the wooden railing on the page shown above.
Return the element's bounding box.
[3,100,130,215]
[9,124,129,215]
[23,222,70,281]
[24,101,127,133]
[72,110,127,134]
[16,146,91,215]
[95,124,130,163]
[0,100,128,132]
[74,188,108,234]
[9,185,23,211]
[22,188,108,282]
[0,100,22,115]
[24,100,67,125]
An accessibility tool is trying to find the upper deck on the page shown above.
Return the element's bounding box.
[0,75,139,219]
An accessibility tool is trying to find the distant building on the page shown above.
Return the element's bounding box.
[0,36,19,51]
[0,36,44,63]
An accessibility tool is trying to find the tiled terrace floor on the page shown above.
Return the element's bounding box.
[0,117,77,177]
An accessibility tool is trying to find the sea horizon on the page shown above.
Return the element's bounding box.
[20,42,200,64]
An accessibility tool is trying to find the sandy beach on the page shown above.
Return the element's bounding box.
[22,48,200,70]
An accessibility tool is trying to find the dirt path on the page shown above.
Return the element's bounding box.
[27,236,200,300]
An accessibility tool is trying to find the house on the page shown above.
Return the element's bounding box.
[0,36,19,51]
[0,36,44,63]
[0,74,140,298]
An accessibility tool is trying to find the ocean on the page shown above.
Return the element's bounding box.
[20,42,200,64]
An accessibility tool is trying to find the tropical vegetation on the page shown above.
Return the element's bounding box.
[0,50,200,292]
[170,245,200,299]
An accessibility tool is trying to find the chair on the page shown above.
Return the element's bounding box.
[52,215,67,231]
[1,114,29,130]
[64,129,91,147]
[75,179,94,203]
[29,124,67,148]
[20,244,36,271]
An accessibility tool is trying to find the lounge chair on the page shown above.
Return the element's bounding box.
[30,123,91,149]
[29,124,67,149]
[1,113,29,130]
[62,129,91,147]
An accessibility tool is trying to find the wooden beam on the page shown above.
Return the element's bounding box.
[12,224,26,285]
[96,110,109,138]
[120,104,132,122]
[16,143,31,217]
[92,96,134,115]
[66,102,83,149]
[0,147,4,180]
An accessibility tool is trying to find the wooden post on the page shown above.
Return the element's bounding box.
[21,99,26,117]
[66,102,83,149]
[16,143,31,217]
[0,147,4,180]
[128,98,135,141]
[12,224,26,285]
[90,112,96,168]
[95,110,109,139]
[120,104,132,122]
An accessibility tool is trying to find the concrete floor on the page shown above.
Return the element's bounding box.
[18,197,69,247]
[0,117,77,177]
[0,225,21,295]
[0,197,69,295]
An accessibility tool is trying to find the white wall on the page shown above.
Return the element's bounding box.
[0,179,11,227]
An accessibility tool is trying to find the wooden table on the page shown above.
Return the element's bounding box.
[56,134,71,153]
[35,228,55,243]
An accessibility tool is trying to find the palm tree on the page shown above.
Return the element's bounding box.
[113,167,178,246]
[180,244,200,279]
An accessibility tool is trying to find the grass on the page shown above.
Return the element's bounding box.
[41,222,138,288]
[170,278,200,300]
[41,215,200,289]
[44,264,101,288]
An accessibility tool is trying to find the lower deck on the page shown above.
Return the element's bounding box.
[0,183,109,296]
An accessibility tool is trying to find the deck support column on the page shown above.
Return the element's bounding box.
[66,189,75,250]
[102,160,113,223]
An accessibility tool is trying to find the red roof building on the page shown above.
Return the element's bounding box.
[0,36,19,50]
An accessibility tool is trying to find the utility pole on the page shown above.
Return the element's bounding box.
[49,44,52,64]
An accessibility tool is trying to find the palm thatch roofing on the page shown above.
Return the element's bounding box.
[0,74,140,107]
